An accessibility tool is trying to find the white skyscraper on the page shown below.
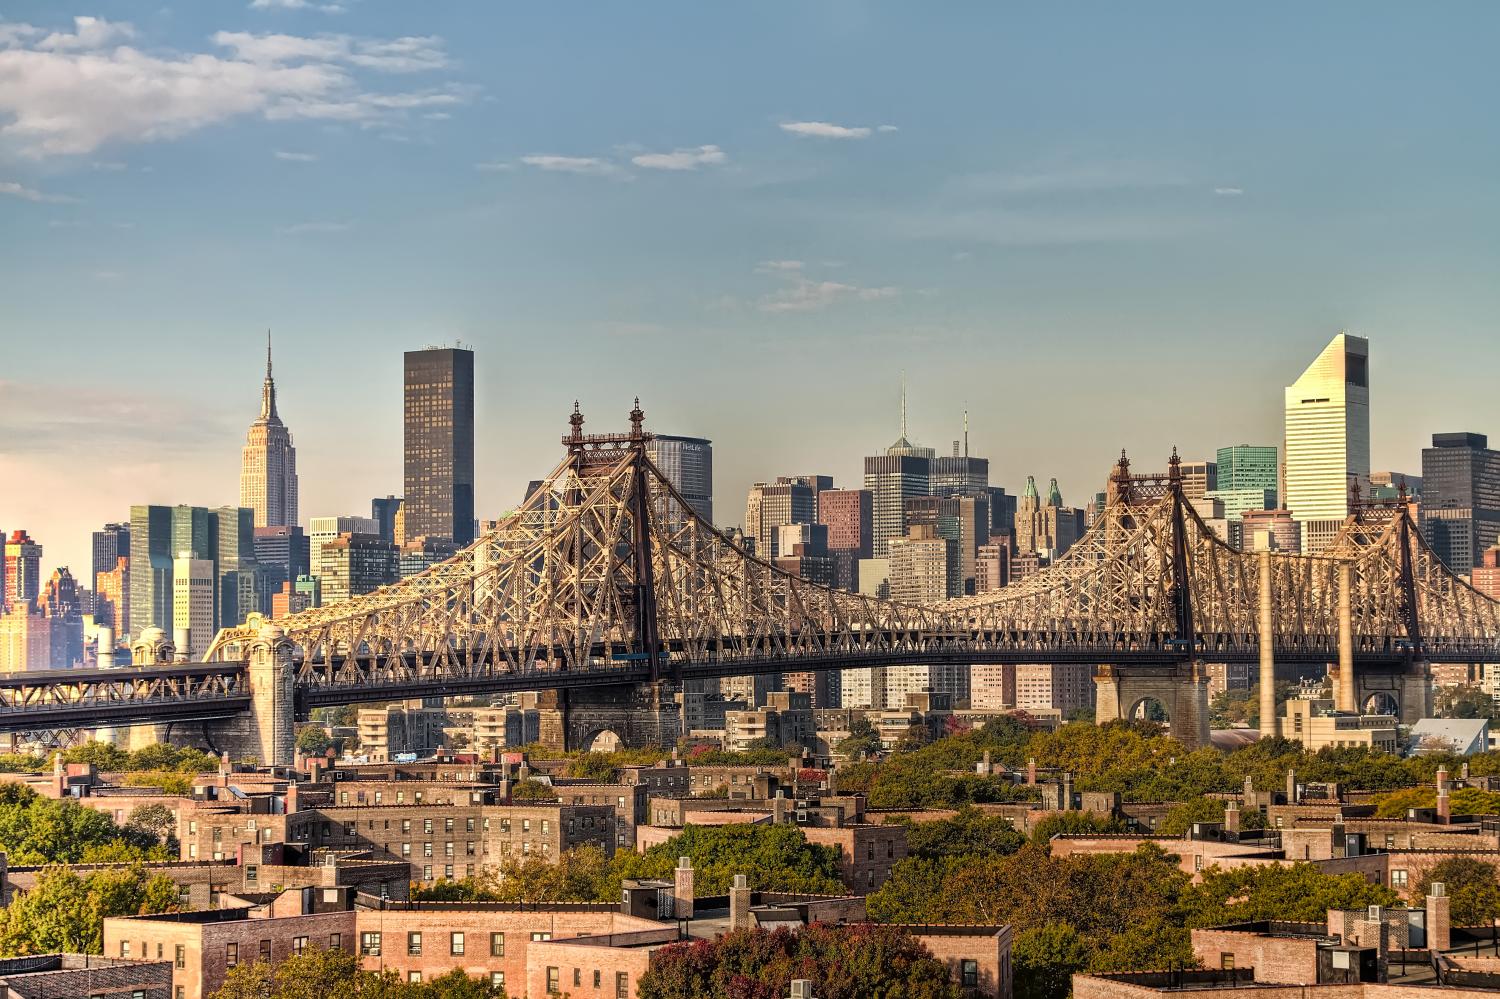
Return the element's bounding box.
[240,334,299,529]
[1283,332,1370,554]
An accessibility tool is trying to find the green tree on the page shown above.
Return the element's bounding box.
[1182,864,1399,926]
[1414,857,1500,925]
[297,726,333,756]
[903,807,1025,862]
[0,785,166,864]
[638,923,961,999]
[1156,799,1227,837]
[1013,923,1090,999]
[0,866,181,956]
[508,779,557,802]
[211,947,504,999]
[1436,685,1497,720]
[614,823,845,896]
[1088,917,1195,973]
[469,845,615,904]
[1029,811,1129,846]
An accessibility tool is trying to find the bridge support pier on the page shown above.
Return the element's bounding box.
[1093,664,1210,751]
[1354,665,1431,725]
[1258,551,1279,739]
[1336,563,1357,712]
[201,626,295,766]
[563,682,682,752]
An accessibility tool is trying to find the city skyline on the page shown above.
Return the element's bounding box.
[4,4,1500,577]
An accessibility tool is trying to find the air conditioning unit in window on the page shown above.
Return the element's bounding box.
[789,981,815,999]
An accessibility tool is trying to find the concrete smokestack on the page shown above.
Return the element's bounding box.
[97,626,115,668]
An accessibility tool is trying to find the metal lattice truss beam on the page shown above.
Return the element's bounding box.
[0,663,250,728]
[203,426,1500,690]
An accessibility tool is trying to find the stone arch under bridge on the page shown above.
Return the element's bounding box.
[1094,663,1210,749]
[563,683,682,752]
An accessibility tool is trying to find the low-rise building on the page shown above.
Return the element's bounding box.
[0,953,172,999]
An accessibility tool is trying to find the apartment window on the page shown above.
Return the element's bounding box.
[445,865,454,879]
[246,865,258,882]
[1221,954,1235,971]
[866,841,875,861]
[542,819,550,835]
[402,819,411,833]
[375,792,383,804]
[176,988,185,999]
[225,943,238,967]
[547,968,560,993]
[531,932,552,942]
[466,818,475,832]
[490,972,505,988]
[490,932,506,957]
[424,842,433,857]
[397,791,405,803]
[616,971,629,998]
[1194,855,1203,872]
[361,932,381,957]
[424,819,433,834]
[408,932,422,956]
[501,818,511,833]
[293,936,308,956]
[445,817,455,832]
[961,960,980,987]
[330,933,342,950]
[445,842,455,858]
[1385,834,1396,849]
[1392,869,1409,888]
[340,791,348,804]
[402,843,411,858]
[594,970,602,987]
[175,944,185,969]
[259,939,271,963]
[408,972,422,984]
[120,941,130,958]
[423,865,433,881]
[466,841,476,856]
[522,819,531,833]
[574,969,582,986]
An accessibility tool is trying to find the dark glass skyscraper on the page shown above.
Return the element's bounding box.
[403,348,475,547]
[1421,432,1500,571]
[91,523,130,593]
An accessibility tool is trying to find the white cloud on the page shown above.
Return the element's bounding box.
[274,149,317,161]
[0,179,76,203]
[520,154,620,176]
[877,124,898,133]
[249,0,346,10]
[631,144,727,171]
[0,17,467,156]
[779,121,873,139]
[474,160,514,172]
[755,262,898,313]
[36,16,135,52]
[277,220,350,234]
[1213,186,1244,196]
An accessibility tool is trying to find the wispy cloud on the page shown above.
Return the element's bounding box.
[277,220,351,234]
[0,16,470,156]
[1213,186,1244,196]
[473,160,514,172]
[755,261,898,313]
[779,120,886,139]
[249,0,347,12]
[0,179,76,203]
[274,149,318,161]
[631,144,727,171]
[520,154,621,177]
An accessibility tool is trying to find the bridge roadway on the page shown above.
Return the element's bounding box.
[2,629,1493,735]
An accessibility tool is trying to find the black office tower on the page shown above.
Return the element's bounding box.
[403,347,475,547]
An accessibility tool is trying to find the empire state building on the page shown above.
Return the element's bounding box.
[240,334,299,528]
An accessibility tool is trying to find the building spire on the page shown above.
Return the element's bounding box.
[260,330,278,421]
[963,408,969,458]
[899,372,908,441]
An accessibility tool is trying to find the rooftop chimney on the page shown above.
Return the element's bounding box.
[1427,882,1451,952]
[1436,767,1449,795]
[1286,768,1297,804]
[1437,787,1451,821]
[772,790,789,825]
[729,874,752,931]
[673,857,694,920]
[1061,772,1074,811]
[1026,757,1037,785]
[1224,800,1240,834]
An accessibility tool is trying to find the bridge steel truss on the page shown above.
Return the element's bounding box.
[202,408,1500,706]
[3,404,1499,744]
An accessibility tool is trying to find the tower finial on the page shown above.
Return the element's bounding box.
[259,330,278,421]
[899,372,908,440]
[963,408,969,458]
[629,397,645,439]
[266,329,272,379]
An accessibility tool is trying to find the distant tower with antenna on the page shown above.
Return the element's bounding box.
[240,330,299,528]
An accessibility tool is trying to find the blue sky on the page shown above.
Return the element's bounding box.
[3,2,1499,575]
